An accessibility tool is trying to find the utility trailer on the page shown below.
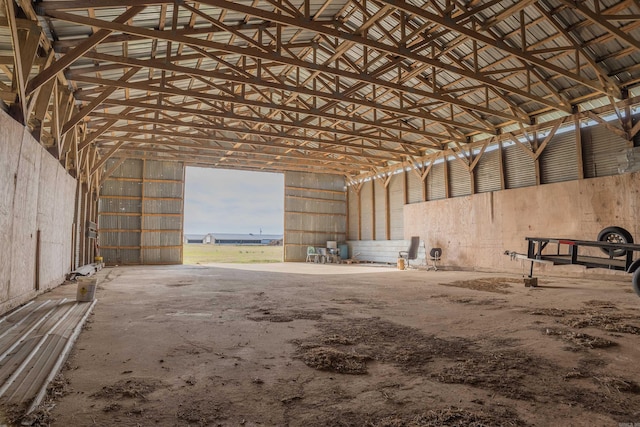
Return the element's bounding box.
[509,227,640,296]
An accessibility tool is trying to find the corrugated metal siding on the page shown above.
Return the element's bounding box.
[142,248,181,264]
[540,131,579,184]
[101,248,140,265]
[283,172,347,261]
[108,159,143,179]
[374,179,386,240]
[98,215,141,230]
[359,180,374,240]
[584,124,630,178]
[98,159,184,265]
[143,216,182,230]
[101,231,141,247]
[427,163,446,200]
[388,173,404,240]
[449,158,471,197]
[144,160,184,180]
[100,180,142,197]
[348,187,359,240]
[144,199,182,214]
[407,170,423,203]
[504,144,536,189]
[475,149,502,193]
[142,232,182,247]
[99,198,142,213]
[144,182,182,198]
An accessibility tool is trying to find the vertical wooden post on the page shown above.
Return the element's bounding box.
[421,172,427,201]
[403,169,408,205]
[575,116,584,179]
[80,183,88,266]
[498,140,506,190]
[384,174,392,240]
[443,157,450,199]
[35,230,40,291]
[533,130,542,185]
[141,159,146,264]
[352,182,362,242]
[371,179,376,241]
[180,164,187,263]
[344,182,350,243]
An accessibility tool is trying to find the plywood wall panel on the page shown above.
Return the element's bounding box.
[9,130,42,300]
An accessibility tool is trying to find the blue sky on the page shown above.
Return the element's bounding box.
[184,167,284,235]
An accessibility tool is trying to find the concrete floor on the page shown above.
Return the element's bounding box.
[28,263,640,426]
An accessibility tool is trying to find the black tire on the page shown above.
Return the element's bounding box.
[597,226,634,257]
[633,268,640,297]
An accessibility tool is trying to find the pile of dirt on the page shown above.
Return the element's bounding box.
[529,308,575,317]
[176,398,225,426]
[306,406,528,427]
[294,316,639,419]
[438,278,518,294]
[92,378,163,401]
[448,297,506,306]
[592,376,640,394]
[530,303,640,335]
[248,309,324,323]
[544,328,617,349]
[313,318,471,374]
[433,350,540,400]
[298,346,370,374]
[293,318,472,376]
[568,314,640,334]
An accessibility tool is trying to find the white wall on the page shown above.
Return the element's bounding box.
[0,110,76,315]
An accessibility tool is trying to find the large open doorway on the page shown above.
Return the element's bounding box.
[183,167,284,264]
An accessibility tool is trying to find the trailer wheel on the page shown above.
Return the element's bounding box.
[633,268,640,297]
[597,226,633,257]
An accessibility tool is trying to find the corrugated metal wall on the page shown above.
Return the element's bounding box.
[348,186,359,240]
[98,159,184,265]
[388,172,404,240]
[504,144,536,189]
[407,170,423,203]
[283,171,347,261]
[540,132,579,184]
[427,163,446,200]
[359,180,374,240]
[584,126,630,178]
[449,159,471,197]
[475,149,502,193]
[374,179,386,240]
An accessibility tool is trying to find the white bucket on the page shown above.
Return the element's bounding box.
[76,277,97,302]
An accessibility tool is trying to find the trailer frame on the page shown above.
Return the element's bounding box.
[523,237,640,296]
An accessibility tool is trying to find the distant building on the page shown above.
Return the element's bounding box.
[183,234,207,244]
[208,233,283,245]
[184,233,283,245]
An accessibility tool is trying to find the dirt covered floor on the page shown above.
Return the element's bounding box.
[21,264,640,426]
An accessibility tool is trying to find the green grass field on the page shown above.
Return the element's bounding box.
[183,244,283,264]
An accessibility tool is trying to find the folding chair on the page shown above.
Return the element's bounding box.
[306,246,319,263]
[398,236,420,269]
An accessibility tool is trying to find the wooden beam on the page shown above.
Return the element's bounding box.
[4,0,28,122]
[62,66,141,135]
[41,7,542,121]
[90,140,125,175]
[575,116,584,180]
[26,6,145,95]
